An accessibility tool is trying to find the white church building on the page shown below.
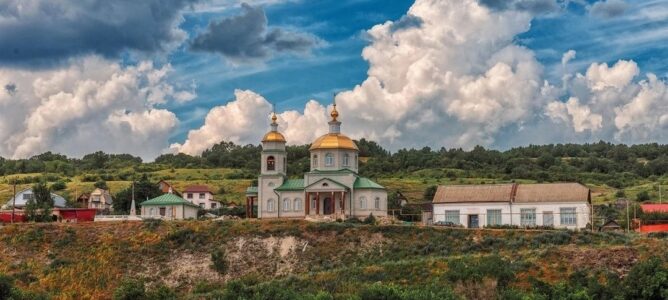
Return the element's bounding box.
[245,103,387,219]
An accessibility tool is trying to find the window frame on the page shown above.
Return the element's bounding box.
[294,198,302,211]
[444,210,460,224]
[267,199,275,212]
[312,155,318,168]
[560,207,577,226]
[343,153,350,167]
[267,155,276,171]
[359,196,367,209]
[374,197,380,209]
[520,208,536,226]
[325,153,334,167]
[486,209,502,226]
[283,198,291,211]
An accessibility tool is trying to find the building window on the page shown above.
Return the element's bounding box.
[199,193,205,199]
[487,209,502,226]
[325,153,334,167]
[268,182,275,187]
[294,198,302,211]
[211,203,217,209]
[283,198,291,211]
[312,155,318,168]
[374,197,380,209]
[159,207,166,216]
[187,193,193,199]
[149,208,154,215]
[444,210,460,224]
[521,209,536,226]
[267,199,275,212]
[343,154,350,167]
[359,196,367,209]
[267,156,276,171]
[560,207,577,226]
[311,198,316,209]
[23,193,33,200]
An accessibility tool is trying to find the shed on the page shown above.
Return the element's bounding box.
[140,193,199,220]
[598,220,623,232]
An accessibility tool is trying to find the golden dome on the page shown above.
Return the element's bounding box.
[330,104,339,122]
[262,131,286,143]
[309,133,358,151]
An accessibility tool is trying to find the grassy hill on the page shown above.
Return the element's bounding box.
[0,220,667,299]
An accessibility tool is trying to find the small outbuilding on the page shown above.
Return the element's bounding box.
[598,219,623,232]
[140,193,199,220]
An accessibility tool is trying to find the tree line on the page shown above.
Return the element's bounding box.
[1,140,667,187]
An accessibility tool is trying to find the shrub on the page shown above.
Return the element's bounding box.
[624,258,668,299]
[142,219,162,231]
[50,181,66,191]
[0,274,13,300]
[364,213,377,225]
[211,248,228,275]
[636,191,651,201]
[113,278,146,300]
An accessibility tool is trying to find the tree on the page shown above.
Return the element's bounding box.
[113,174,161,214]
[423,186,437,202]
[94,180,109,190]
[637,191,651,202]
[25,182,54,222]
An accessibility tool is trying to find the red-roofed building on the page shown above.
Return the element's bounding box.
[183,185,218,209]
[640,204,668,213]
[637,204,668,233]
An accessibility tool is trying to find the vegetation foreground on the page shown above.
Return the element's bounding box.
[1,220,667,299]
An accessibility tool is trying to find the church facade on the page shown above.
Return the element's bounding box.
[245,104,387,219]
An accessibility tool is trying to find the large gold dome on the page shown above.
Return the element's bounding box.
[309,133,358,151]
[262,131,286,143]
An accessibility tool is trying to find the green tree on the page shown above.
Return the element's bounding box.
[25,182,54,222]
[94,180,109,190]
[113,174,161,214]
[637,191,651,202]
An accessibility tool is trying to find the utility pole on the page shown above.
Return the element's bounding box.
[11,179,16,223]
[626,199,630,232]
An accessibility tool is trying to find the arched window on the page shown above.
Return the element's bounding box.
[343,153,350,167]
[312,155,318,168]
[267,156,275,171]
[374,197,380,209]
[267,199,275,212]
[359,196,367,209]
[283,198,291,211]
[149,208,154,215]
[294,198,302,211]
[325,153,334,166]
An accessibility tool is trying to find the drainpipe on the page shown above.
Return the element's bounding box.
[274,189,281,219]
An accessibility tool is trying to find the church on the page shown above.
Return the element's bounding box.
[245,103,387,219]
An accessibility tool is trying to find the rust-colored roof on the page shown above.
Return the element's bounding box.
[514,183,590,203]
[183,185,213,193]
[432,184,514,203]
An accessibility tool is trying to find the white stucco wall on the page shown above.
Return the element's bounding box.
[258,175,284,219]
[310,149,358,172]
[433,202,591,229]
[350,189,387,217]
[185,191,219,209]
[276,191,306,218]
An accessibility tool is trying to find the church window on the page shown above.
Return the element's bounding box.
[312,155,318,168]
[268,182,275,187]
[267,199,275,212]
[294,198,302,211]
[359,196,367,209]
[325,153,334,166]
[283,198,291,211]
[374,197,380,209]
[343,154,350,167]
[322,183,329,187]
[267,156,275,171]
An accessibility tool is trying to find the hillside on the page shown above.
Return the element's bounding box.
[1,220,667,299]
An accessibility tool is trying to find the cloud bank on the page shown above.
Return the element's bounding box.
[173,0,668,156]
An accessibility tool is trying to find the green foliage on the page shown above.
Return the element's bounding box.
[211,248,228,275]
[363,213,377,225]
[94,180,109,190]
[423,185,437,201]
[446,255,516,289]
[113,278,146,300]
[25,182,54,222]
[141,218,162,231]
[623,258,668,299]
[0,274,13,300]
[50,181,66,191]
[637,190,651,201]
[113,174,161,214]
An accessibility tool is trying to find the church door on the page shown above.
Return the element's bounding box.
[324,198,334,215]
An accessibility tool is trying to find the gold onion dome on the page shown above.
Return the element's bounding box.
[262,112,286,142]
[309,133,358,151]
[330,103,339,121]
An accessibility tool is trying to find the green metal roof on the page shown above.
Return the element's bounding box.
[140,193,199,208]
[275,179,305,191]
[245,186,258,195]
[354,177,385,190]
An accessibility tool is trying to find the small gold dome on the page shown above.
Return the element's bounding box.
[262,131,286,143]
[271,112,278,124]
[309,133,358,151]
[330,104,339,122]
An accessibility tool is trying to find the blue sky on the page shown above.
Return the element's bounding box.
[0,0,667,159]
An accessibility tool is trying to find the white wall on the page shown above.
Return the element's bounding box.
[351,189,387,217]
[185,192,218,209]
[276,191,306,218]
[433,202,590,229]
[310,149,358,172]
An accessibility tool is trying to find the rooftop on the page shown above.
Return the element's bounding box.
[140,193,199,208]
[183,185,213,193]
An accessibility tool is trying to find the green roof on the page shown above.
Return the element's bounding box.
[245,186,258,195]
[140,193,199,208]
[354,177,385,190]
[275,179,305,191]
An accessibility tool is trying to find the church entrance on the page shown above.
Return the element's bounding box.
[323,197,334,215]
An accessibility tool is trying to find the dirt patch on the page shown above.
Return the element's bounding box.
[546,246,639,277]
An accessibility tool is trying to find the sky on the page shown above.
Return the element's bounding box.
[0,0,667,160]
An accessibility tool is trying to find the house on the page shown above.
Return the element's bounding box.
[158,180,180,196]
[140,193,199,220]
[183,185,219,209]
[2,188,67,209]
[432,183,591,229]
[86,188,113,210]
[245,103,387,220]
[637,204,668,233]
[599,219,623,232]
[76,193,91,206]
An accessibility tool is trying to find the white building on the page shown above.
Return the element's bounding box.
[246,103,387,219]
[88,188,113,210]
[183,185,219,209]
[432,183,591,229]
[3,188,67,209]
[140,193,199,220]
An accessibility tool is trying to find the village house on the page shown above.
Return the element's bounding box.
[183,185,219,209]
[158,180,180,196]
[84,188,113,211]
[246,103,387,219]
[432,183,591,229]
[140,193,199,220]
[2,188,67,209]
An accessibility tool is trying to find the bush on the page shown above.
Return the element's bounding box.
[211,248,228,275]
[0,274,13,300]
[637,191,651,201]
[364,213,377,225]
[50,181,66,191]
[624,258,668,299]
[113,278,146,300]
[142,219,162,231]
